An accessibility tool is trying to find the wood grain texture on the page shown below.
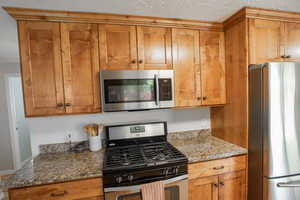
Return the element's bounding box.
[99,24,138,70]
[189,175,218,200]
[3,7,223,31]
[211,19,248,148]
[200,31,226,105]
[172,28,202,107]
[9,178,103,200]
[284,22,300,61]
[219,170,246,200]
[188,155,247,180]
[248,18,284,64]
[18,21,65,117]
[61,23,101,114]
[137,26,172,70]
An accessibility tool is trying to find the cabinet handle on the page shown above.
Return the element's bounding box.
[131,60,136,64]
[219,182,225,186]
[138,60,143,64]
[202,96,207,101]
[50,190,68,197]
[281,55,286,58]
[214,183,219,187]
[65,103,72,107]
[197,97,202,101]
[286,55,291,59]
[56,103,64,108]
[213,166,224,170]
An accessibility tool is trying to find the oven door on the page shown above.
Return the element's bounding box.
[100,70,174,112]
[104,175,188,200]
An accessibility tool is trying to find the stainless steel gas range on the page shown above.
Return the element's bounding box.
[103,122,188,200]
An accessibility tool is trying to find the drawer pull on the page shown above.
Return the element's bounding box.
[213,166,224,170]
[50,190,68,197]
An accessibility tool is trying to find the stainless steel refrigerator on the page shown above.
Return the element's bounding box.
[249,62,300,200]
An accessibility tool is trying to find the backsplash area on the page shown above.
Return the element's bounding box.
[28,108,210,156]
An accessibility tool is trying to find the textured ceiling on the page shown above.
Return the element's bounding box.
[1,0,300,63]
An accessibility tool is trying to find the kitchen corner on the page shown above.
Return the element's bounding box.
[1,129,247,196]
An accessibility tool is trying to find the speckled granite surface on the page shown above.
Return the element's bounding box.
[2,129,247,191]
[168,129,247,163]
[1,150,104,191]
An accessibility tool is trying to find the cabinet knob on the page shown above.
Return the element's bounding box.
[197,97,202,101]
[219,182,225,186]
[131,60,136,64]
[281,55,286,58]
[57,103,64,108]
[203,96,207,101]
[214,183,219,187]
[65,103,72,107]
[286,55,291,59]
[138,60,143,64]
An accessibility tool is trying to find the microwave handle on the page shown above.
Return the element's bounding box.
[155,74,159,106]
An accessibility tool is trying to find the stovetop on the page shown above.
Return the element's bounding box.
[103,141,187,173]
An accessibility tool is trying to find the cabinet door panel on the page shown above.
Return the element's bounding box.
[200,31,226,105]
[189,176,218,200]
[99,24,138,70]
[172,29,201,107]
[285,22,300,60]
[137,26,172,69]
[61,23,100,114]
[219,170,246,200]
[249,19,284,64]
[18,21,65,116]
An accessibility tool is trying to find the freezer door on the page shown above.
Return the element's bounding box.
[264,62,300,178]
[264,175,300,200]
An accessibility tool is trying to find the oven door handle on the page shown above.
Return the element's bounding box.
[155,74,159,106]
[104,174,188,192]
[277,181,300,187]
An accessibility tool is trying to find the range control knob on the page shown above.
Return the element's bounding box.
[164,168,170,176]
[128,175,134,182]
[116,176,122,184]
[175,167,179,174]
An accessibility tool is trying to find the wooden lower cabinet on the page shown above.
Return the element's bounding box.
[188,155,247,200]
[8,178,103,200]
[189,175,218,200]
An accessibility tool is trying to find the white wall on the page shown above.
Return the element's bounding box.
[29,108,210,156]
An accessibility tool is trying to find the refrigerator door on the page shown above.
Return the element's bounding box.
[264,175,300,200]
[264,62,300,178]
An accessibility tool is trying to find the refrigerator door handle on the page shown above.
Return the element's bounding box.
[277,181,300,187]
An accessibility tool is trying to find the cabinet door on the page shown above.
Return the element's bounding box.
[219,170,246,200]
[61,23,100,114]
[99,24,138,70]
[172,29,202,107]
[137,26,172,69]
[189,176,218,200]
[18,21,65,117]
[284,22,300,61]
[249,19,284,64]
[200,31,226,105]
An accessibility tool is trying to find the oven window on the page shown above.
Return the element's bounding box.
[116,186,179,200]
[104,79,156,103]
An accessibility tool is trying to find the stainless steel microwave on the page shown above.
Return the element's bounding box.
[100,70,175,112]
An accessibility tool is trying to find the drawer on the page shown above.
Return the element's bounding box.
[188,155,247,180]
[9,178,103,200]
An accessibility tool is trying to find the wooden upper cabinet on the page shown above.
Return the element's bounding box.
[219,170,246,200]
[137,26,172,70]
[61,23,100,114]
[200,31,226,105]
[18,21,65,117]
[249,19,284,64]
[189,176,218,200]
[172,28,201,107]
[99,24,138,70]
[284,22,300,60]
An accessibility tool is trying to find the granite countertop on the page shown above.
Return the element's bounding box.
[1,129,247,191]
